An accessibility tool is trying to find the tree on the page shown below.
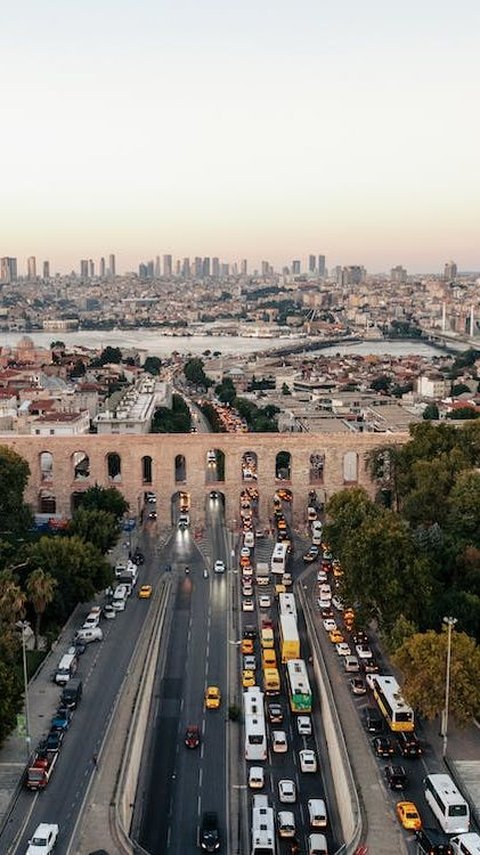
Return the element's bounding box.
[215,378,237,406]
[144,356,162,376]
[393,629,480,725]
[452,383,472,397]
[281,383,291,396]
[99,346,123,365]
[25,569,57,649]
[0,653,23,748]
[447,471,480,548]
[446,407,480,420]
[69,508,119,554]
[183,358,213,390]
[370,375,392,393]
[151,394,192,433]
[324,488,378,557]
[0,570,26,624]
[76,485,129,521]
[0,446,33,538]
[423,403,439,420]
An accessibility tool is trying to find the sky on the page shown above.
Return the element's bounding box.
[1,0,479,275]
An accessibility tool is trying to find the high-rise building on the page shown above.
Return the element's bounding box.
[444,260,457,281]
[139,263,148,279]
[203,257,210,277]
[344,265,365,286]
[88,259,95,278]
[0,257,17,282]
[308,255,316,273]
[318,255,326,277]
[194,257,203,278]
[241,258,248,276]
[182,257,191,278]
[43,261,50,279]
[163,254,172,277]
[232,262,238,276]
[80,259,89,278]
[154,256,161,278]
[221,263,230,277]
[109,253,116,277]
[212,257,220,278]
[27,256,37,280]
[391,265,407,284]
[292,260,301,275]
[261,261,269,276]
[175,259,181,275]
[147,260,154,278]
[99,257,106,277]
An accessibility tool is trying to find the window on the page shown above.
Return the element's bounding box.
[343,451,358,483]
[107,452,121,481]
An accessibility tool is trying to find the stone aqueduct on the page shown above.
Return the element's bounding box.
[2,433,408,528]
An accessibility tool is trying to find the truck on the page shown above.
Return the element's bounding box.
[279,613,300,662]
[255,562,270,586]
[25,745,58,790]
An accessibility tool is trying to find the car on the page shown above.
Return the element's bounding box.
[243,654,256,670]
[45,729,64,751]
[103,603,116,620]
[199,810,220,851]
[240,546,251,558]
[318,598,333,611]
[320,606,334,619]
[297,715,312,736]
[26,823,59,855]
[277,810,296,839]
[396,800,422,831]
[214,560,225,574]
[259,594,271,609]
[372,736,395,757]
[282,573,292,587]
[303,546,320,563]
[323,618,337,632]
[272,730,288,753]
[352,631,368,645]
[73,639,87,655]
[317,570,328,583]
[278,779,296,803]
[184,725,201,748]
[266,701,284,724]
[241,638,254,654]
[299,748,317,773]
[332,595,344,611]
[242,581,253,596]
[82,613,100,630]
[242,669,255,687]
[209,490,218,499]
[336,642,351,656]
[319,583,331,599]
[362,658,379,674]
[343,655,360,673]
[242,564,253,578]
[51,707,73,732]
[397,731,422,757]
[138,585,152,599]
[355,644,373,660]
[384,764,407,790]
[349,677,367,696]
[248,766,264,789]
[242,598,254,612]
[147,510,157,520]
[204,686,221,709]
[329,629,344,644]
[363,707,383,733]
[243,625,257,639]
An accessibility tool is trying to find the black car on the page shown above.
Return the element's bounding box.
[73,639,87,655]
[45,729,64,751]
[266,701,284,724]
[243,625,257,640]
[352,631,368,645]
[363,707,383,733]
[415,828,454,854]
[362,658,379,674]
[199,811,220,852]
[384,764,407,790]
[397,731,422,757]
[372,736,395,757]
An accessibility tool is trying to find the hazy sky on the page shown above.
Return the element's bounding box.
[2,0,479,274]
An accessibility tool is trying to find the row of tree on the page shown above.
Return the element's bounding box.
[324,421,480,724]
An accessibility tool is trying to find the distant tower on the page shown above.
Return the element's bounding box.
[175,259,181,275]
[80,259,89,278]
[318,255,326,277]
[27,256,37,280]
[444,260,457,281]
[241,258,248,276]
[1,257,17,282]
[99,257,106,277]
[308,255,316,273]
[203,257,210,277]
[88,259,95,278]
[442,301,447,332]
[182,257,191,278]
[194,257,203,278]
[154,255,161,277]
[261,261,269,277]
[212,257,220,278]
[147,260,154,278]
[163,254,172,277]
[109,253,116,277]
[390,265,407,284]
[292,260,301,275]
[42,260,50,279]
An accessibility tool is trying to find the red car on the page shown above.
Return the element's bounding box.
[184,725,200,749]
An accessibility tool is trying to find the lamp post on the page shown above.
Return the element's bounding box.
[17,620,32,760]
[442,616,457,759]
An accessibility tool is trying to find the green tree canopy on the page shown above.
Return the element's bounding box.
[0,446,33,539]
[76,485,128,521]
[26,569,57,649]
[143,356,162,376]
[184,358,213,390]
[447,471,480,548]
[69,508,120,554]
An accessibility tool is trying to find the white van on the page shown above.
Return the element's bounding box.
[451,833,480,855]
[74,626,103,643]
[82,611,100,629]
[308,799,328,829]
[55,652,77,685]
[308,833,328,855]
[112,584,128,611]
[312,529,323,546]
[244,530,255,548]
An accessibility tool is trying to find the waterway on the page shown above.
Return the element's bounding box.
[1,329,466,359]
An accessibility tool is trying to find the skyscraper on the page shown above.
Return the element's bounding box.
[109,253,116,277]
[80,259,89,278]
[0,257,17,282]
[88,259,95,278]
[27,256,37,280]
[163,254,172,277]
[154,256,161,278]
[261,261,269,276]
[182,257,191,278]
[308,255,316,273]
[99,257,106,277]
[203,257,210,277]
[241,258,248,276]
[175,259,181,275]
[444,260,457,281]
[292,260,301,275]
[43,261,50,279]
[391,265,407,284]
[212,257,220,278]
[318,255,326,277]
[194,257,203,278]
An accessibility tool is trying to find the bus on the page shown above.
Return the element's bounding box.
[286,659,312,713]
[270,542,288,576]
[251,794,275,855]
[373,675,414,732]
[424,774,470,835]
[243,687,267,761]
[279,592,297,619]
[263,667,280,695]
[279,613,300,662]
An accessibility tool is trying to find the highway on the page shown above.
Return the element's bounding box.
[136,494,230,854]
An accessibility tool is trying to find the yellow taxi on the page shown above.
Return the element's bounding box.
[205,686,221,709]
[138,585,153,599]
[332,561,344,578]
[277,518,287,531]
[242,670,256,688]
[396,801,422,831]
[329,629,344,644]
[241,638,254,655]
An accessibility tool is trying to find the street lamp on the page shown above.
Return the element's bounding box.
[16,620,32,760]
[442,616,457,759]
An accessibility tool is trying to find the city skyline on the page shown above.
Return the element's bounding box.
[1,0,479,271]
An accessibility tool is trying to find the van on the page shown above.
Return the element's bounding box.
[343,655,360,673]
[451,833,480,855]
[244,531,255,548]
[112,584,128,611]
[312,530,323,546]
[82,611,101,630]
[308,799,327,829]
[308,833,328,855]
[55,653,77,685]
[74,626,103,643]
[312,519,323,533]
[61,677,83,709]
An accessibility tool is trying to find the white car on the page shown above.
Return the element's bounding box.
[278,778,296,803]
[336,642,351,656]
[243,654,256,670]
[214,560,226,574]
[242,565,253,578]
[299,749,318,773]
[242,598,254,612]
[242,582,253,597]
[323,618,337,632]
[356,644,373,660]
[297,715,312,736]
[26,823,59,855]
[259,594,271,609]
[319,584,331,599]
[240,546,251,559]
[282,573,292,587]
[317,570,328,583]
[272,730,288,753]
[317,598,332,610]
[277,810,296,839]
[248,766,264,789]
